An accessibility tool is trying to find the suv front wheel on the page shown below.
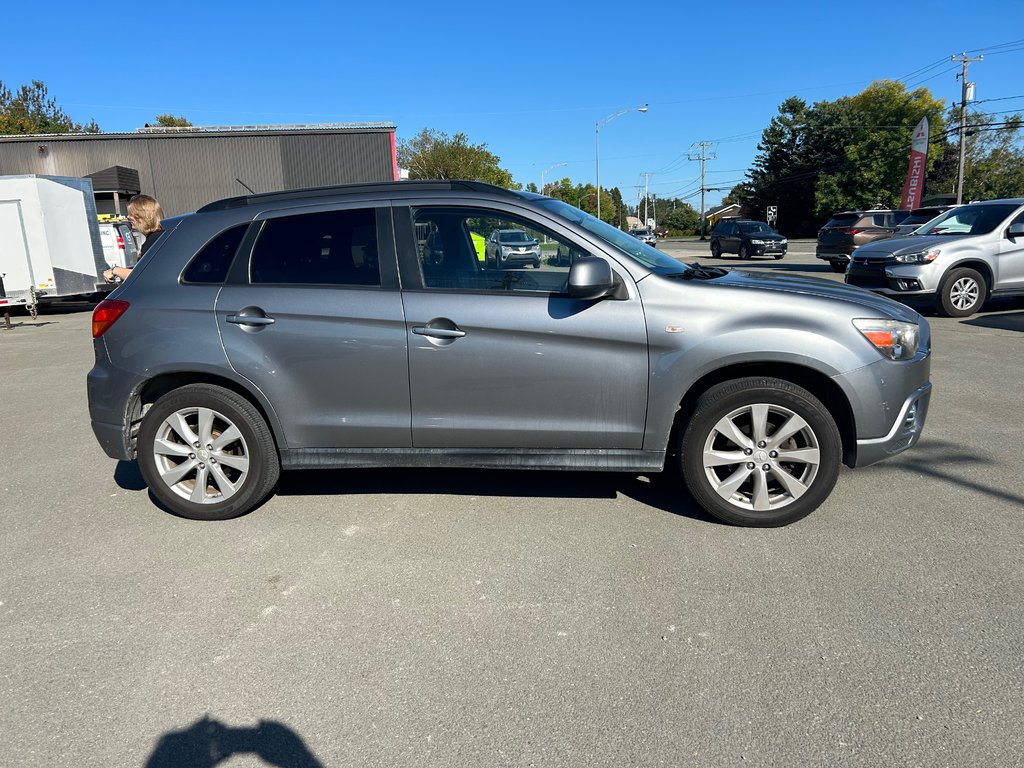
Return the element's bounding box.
[137,384,280,520]
[938,267,986,318]
[678,377,841,527]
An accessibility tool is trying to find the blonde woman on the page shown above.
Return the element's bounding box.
[103,194,164,283]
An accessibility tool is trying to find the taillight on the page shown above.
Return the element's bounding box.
[92,299,130,338]
[848,228,863,234]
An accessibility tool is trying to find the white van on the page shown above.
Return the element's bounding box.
[98,220,140,270]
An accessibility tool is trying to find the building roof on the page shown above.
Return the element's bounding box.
[0,122,396,142]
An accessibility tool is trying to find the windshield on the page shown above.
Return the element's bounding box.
[536,198,686,272]
[917,202,1020,236]
[739,222,773,234]
[499,231,530,243]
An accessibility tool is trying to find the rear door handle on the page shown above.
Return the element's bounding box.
[227,315,275,326]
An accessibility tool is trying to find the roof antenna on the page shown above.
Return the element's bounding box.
[235,178,256,194]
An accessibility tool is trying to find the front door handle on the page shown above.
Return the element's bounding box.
[412,326,466,339]
[227,307,276,327]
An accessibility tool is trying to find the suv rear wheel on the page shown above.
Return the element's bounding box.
[938,267,986,318]
[710,241,721,258]
[137,384,280,520]
[678,377,841,527]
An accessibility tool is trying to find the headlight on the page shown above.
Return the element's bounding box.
[750,239,765,245]
[895,248,940,264]
[853,318,920,361]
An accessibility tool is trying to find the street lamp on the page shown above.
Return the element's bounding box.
[540,162,567,195]
[596,104,648,220]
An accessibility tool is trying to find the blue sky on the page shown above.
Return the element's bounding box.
[4,1,1023,211]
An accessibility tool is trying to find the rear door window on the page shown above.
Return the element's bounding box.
[250,208,381,286]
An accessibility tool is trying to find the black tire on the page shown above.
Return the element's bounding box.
[829,261,847,273]
[710,241,721,258]
[677,377,841,527]
[937,267,986,318]
[739,244,750,260]
[137,384,280,520]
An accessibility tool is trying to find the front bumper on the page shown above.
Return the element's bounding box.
[846,262,936,297]
[854,382,932,467]
[499,252,540,267]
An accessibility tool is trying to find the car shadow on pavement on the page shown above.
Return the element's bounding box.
[879,438,1024,508]
[275,467,717,524]
[114,460,148,491]
[145,715,323,767]
[965,307,1024,332]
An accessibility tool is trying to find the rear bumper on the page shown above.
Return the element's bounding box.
[87,352,140,461]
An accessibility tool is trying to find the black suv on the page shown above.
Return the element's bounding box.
[709,220,787,260]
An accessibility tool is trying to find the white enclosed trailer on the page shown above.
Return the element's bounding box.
[0,175,106,313]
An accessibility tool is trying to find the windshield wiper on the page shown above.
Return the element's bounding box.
[662,263,728,280]
[684,261,728,279]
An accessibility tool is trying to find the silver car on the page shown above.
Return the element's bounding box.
[485,228,541,269]
[88,181,931,527]
[846,199,1024,317]
[629,228,658,246]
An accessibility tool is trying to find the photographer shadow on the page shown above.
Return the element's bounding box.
[146,715,323,767]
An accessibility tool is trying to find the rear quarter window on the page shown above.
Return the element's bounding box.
[183,224,248,284]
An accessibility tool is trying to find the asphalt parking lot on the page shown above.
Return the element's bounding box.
[2,243,1022,767]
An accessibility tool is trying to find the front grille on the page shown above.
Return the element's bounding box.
[851,255,895,266]
[845,268,889,288]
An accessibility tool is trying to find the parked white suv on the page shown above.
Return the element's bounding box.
[846,199,1024,317]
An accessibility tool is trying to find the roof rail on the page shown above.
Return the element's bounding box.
[196,180,519,213]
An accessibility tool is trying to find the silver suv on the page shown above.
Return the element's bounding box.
[88,181,932,527]
[846,199,1024,317]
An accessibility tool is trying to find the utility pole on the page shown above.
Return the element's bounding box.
[688,142,716,239]
[641,172,653,226]
[952,52,982,204]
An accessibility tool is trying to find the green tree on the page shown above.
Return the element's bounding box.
[814,81,946,215]
[662,203,700,234]
[740,81,947,236]
[929,107,1024,201]
[398,128,518,189]
[739,96,820,236]
[152,114,192,127]
[0,79,99,134]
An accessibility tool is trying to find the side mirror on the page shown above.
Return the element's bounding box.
[568,257,615,300]
[1008,222,1024,239]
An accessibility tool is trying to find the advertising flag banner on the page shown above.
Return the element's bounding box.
[900,117,930,210]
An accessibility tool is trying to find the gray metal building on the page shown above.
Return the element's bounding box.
[0,123,398,217]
